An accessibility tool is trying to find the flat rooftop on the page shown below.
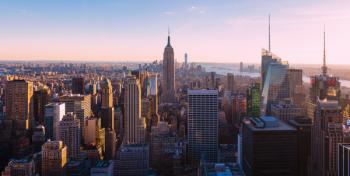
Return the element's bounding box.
[188,89,218,95]
[94,161,111,168]
[245,116,296,132]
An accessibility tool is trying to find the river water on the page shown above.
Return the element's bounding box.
[201,63,350,88]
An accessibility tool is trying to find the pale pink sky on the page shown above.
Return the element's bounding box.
[0,0,349,64]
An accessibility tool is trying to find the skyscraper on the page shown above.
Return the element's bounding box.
[309,29,340,104]
[149,73,158,116]
[246,83,260,118]
[311,99,343,176]
[226,73,235,93]
[5,80,34,131]
[33,87,50,124]
[261,61,290,115]
[288,118,312,176]
[242,116,297,176]
[59,94,91,137]
[101,78,114,130]
[105,128,116,160]
[162,30,176,103]
[42,141,67,176]
[307,28,341,122]
[72,77,85,94]
[288,69,303,100]
[338,143,350,176]
[124,76,146,144]
[188,89,218,164]
[83,117,105,148]
[44,102,65,140]
[58,112,81,159]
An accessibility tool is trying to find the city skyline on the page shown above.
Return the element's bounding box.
[0,0,349,64]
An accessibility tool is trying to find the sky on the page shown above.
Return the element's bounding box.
[0,0,349,64]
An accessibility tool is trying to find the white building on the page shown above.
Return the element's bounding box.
[44,102,65,140]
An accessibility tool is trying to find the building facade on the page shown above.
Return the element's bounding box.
[311,99,343,176]
[124,77,146,144]
[188,89,218,165]
[58,113,81,159]
[72,77,85,94]
[44,102,65,140]
[41,141,67,176]
[162,33,176,103]
[5,80,34,131]
[242,116,297,176]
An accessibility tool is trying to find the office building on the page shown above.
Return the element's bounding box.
[33,87,50,124]
[5,80,33,131]
[288,118,312,176]
[83,117,105,148]
[105,128,116,160]
[149,74,159,125]
[150,121,176,170]
[226,73,235,92]
[162,31,176,103]
[124,76,146,144]
[311,99,343,176]
[271,102,305,122]
[58,112,81,159]
[246,83,260,118]
[42,141,67,176]
[44,102,65,140]
[141,98,151,123]
[188,89,218,164]
[307,30,340,121]
[32,125,46,152]
[2,158,35,176]
[115,144,149,176]
[309,31,340,104]
[64,158,90,176]
[288,69,303,101]
[101,78,114,129]
[232,93,247,125]
[338,143,350,176]
[261,60,290,115]
[72,77,85,94]
[242,116,297,176]
[90,160,114,176]
[261,49,282,88]
[59,94,91,136]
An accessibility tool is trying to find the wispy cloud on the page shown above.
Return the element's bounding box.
[163,11,175,15]
[187,6,206,14]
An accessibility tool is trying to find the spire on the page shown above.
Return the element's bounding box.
[322,25,327,75]
[167,26,171,47]
[268,14,271,52]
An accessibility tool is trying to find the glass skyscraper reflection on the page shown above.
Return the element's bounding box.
[261,60,290,115]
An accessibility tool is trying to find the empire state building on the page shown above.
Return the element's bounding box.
[162,32,176,103]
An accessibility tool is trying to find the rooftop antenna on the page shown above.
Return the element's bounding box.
[322,25,327,76]
[167,26,171,46]
[268,14,271,52]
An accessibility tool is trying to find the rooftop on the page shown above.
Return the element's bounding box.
[94,161,111,168]
[188,89,218,95]
[245,116,296,132]
[317,99,340,111]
